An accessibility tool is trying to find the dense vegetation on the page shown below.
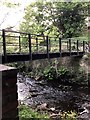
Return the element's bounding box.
[20,1,89,38]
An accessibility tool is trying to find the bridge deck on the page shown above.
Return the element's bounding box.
[2,52,84,63]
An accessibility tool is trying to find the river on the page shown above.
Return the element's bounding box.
[17,74,90,119]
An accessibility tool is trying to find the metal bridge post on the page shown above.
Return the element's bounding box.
[49,39,51,52]
[77,40,79,55]
[36,38,38,53]
[46,36,49,58]
[2,29,7,62]
[59,38,62,56]
[83,41,85,53]
[67,41,69,51]
[28,34,32,60]
[69,39,71,56]
[19,36,21,54]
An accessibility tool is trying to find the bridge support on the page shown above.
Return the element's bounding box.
[0,64,18,120]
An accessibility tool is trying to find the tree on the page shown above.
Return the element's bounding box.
[20,1,89,38]
[54,2,88,38]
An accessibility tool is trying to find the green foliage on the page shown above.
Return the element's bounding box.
[19,105,49,119]
[8,59,88,86]
[20,1,88,38]
[43,66,69,81]
[6,46,19,53]
[43,66,57,80]
[39,41,47,46]
[19,105,77,120]
[42,64,88,86]
[54,2,87,38]
[58,66,69,78]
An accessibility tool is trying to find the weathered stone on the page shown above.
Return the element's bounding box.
[0,64,18,119]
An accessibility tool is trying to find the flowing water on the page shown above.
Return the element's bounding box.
[17,74,90,119]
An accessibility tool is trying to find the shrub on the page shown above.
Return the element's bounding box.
[43,66,57,80]
[58,66,69,78]
[43,66,70,81]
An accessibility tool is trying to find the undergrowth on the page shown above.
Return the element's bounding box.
[19,105,77,120]
[19,105,49,120]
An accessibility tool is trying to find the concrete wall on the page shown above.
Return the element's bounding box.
[26,53,90,85]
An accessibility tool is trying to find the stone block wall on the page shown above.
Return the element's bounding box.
[0,64,18,120]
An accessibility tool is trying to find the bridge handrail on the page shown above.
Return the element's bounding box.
[0,29,87,63]
[2,29,29,35]
[0,29,88,41]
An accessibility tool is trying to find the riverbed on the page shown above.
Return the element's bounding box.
[17,74,90,119]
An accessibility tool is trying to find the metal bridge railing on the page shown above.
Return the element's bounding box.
[0,29,88,62]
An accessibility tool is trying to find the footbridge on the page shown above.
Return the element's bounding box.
[0,29,89,120]
[0,29,86,63]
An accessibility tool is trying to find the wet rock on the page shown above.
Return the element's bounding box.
[49,107,56,112]
[78,113,90,120]
[78,103,90,120]
[37,103,48,111]
[50,113,61,119]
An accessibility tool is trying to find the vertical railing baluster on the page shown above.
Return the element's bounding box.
[67,41,69,51]
[28,33,32,60]
[46,36,49,58]
[2,29,7,62]
[77,40,79,55]
[19,36,21,54]
[36,38,38,53]
[59,38,62,56]
[83,41,85,53]
[88,42,90,52]
[49,39,51,52]
[69,39,71,56]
